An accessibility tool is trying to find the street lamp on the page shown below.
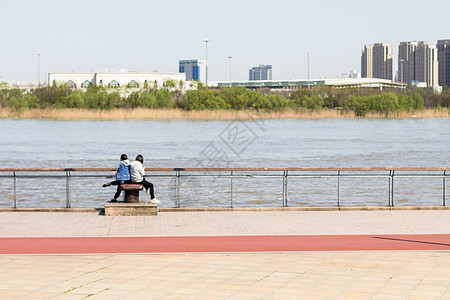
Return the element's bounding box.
[307,51,310,90]
[37,52,42,88]
[203,39,211,86]
[259,64,263,88]
[227,55,233,87]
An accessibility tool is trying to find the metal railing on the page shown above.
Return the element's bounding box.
[0,168,448,208]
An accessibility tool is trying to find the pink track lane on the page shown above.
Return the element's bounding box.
[1,234,450,255]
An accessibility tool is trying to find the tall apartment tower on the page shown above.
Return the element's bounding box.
[361,45,374,78]
[179,59,206,82]
[398,41,439,87]
[361,43,392,80]
[437,40,450,87]
[249,64,272,80]
[398,41,417,85]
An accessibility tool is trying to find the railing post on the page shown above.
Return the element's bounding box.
[282,170,288,207]
[282,171,285,207]
[230,171,233,208]
[388,171,391,207]
[390,170,395,207]
[65,170,72,208]
[444,170,447,206]
[337,170,340,207]
[13,171,17,209]
[175,170,180,208]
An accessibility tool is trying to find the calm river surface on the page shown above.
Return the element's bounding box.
[0,118,449,208]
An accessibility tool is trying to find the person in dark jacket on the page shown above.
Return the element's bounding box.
[103,154,131,202]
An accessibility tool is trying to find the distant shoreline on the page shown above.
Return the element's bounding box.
[0,108,448,120]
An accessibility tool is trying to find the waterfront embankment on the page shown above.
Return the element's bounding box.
[1,107,449,120]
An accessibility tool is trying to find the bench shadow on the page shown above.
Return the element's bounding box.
[372,236,450,247]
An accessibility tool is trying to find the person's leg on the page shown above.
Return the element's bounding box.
[103,180,120,187]
[113,185,121,200]
[110,181,124,201]
[140,179,155,199]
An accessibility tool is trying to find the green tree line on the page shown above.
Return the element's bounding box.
[1,81,449,117]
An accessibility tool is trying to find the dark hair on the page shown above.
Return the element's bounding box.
[136,154,144,163]
[120,154,128,161]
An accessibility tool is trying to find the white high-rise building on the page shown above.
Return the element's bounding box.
[179,59,206,82]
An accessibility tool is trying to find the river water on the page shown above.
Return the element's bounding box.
[0,118,449,208]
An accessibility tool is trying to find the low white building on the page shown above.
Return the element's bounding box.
[48,72,187,90]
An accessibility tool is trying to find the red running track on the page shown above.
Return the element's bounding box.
[1,234,450,255]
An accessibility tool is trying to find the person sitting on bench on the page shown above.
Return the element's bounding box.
[130,154,159,204]
[103,154,131,202]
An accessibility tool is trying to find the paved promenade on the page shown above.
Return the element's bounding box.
[2,210,450,237]
[1,210,450,299]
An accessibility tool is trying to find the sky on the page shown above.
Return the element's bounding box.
[0,0,449,82]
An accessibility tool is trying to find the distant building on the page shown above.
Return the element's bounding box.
[215,77,402,90]
[48,72,186,89]
[361,45,373,78]
[398,41,438,88]
[179,59,206,82]
[342,70,361,79]
[249,65,272,80]
[398,41,417,85]
[437,40,450,87]
[361,43,392,80]
[349,70,361,78]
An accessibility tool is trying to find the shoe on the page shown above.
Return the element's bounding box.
[150,198,160,204]
[103,183,111,187]
[110,199,117,203]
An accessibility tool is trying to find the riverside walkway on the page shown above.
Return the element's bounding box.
[1,210,450,299]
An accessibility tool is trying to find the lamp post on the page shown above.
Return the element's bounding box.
[37,52,42,88]
[203,39,211,86]
[227,55,232,87]
[259,64,263,88]
[307,51,310,90]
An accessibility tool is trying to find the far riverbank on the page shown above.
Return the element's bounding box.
[1,108,449,120]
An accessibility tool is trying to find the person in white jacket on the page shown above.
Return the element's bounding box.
[130,154,159,204]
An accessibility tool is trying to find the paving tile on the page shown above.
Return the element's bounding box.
[1,211,450,298]
[1,210,450,237]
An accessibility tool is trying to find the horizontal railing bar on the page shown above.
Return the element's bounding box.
[387,175,449,178]
[0,167,448,172]
[0,174,448,179]
[0,175,69,179]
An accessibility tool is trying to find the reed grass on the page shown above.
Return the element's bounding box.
[0,107,448,120]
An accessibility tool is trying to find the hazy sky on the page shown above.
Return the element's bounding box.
[0,0,449,82]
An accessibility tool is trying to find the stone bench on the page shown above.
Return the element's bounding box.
[119,184,143,203]
[105,184,157,216]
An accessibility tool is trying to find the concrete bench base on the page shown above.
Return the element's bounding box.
[119,184,144,203]
[105,203,157,216]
